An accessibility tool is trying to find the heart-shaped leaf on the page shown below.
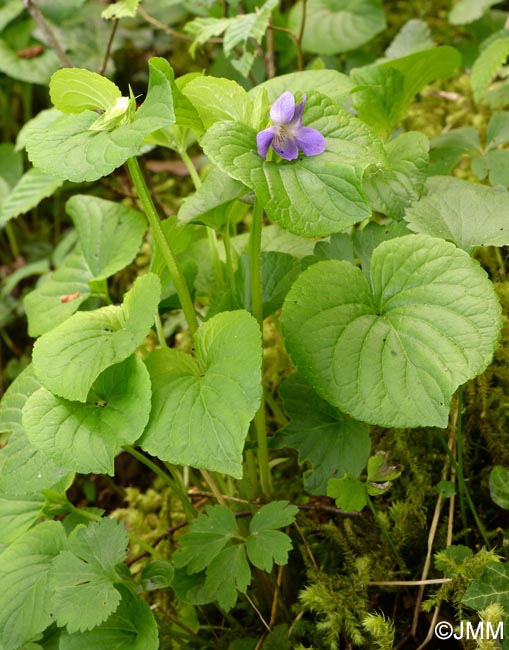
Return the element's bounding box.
[288,0,386,55]
[139,310,262,477]
[32,273,160,402]
[50,68,121,114]
[23,355,151,475]
[0,522,67,650]
[25,58,175,182]
[66,194,146,280]
[24,248,93,337]
[202,93,382,237]
[404,176,509,252]
[282,234,502,428]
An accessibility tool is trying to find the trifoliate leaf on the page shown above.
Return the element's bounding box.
[404,176,509,252]
[23,355,152,475]
[246,501,298,572]
[173,505,239,574]
[50,68,121,114]
[139,310,262,477]
[49,519,128,633]
[32,273,160,402]
[282,234,501,428]
[278,373,371,495]
[204,545,251,611]
[59,586,158,650]
[0,521,67,650]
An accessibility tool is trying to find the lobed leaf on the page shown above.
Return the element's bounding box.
[278,373,371,495]
[173,505,238,573]
[49,519,128,633]
[59,586,158,650]
[246,501,298,571]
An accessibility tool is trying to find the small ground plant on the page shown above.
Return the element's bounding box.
[1,0,509,648]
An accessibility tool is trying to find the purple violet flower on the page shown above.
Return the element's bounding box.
[256,91,326,161]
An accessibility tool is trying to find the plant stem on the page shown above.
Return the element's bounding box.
[180,148,202,190]
[250,199,264,324]
[366,495,405,571]
[21,0,73,68]
[5,223,20,258]
[180,148,224,290]
[223,218,237,295]
[123,445,196,520]
[455,387,468,538]
[296,0,307,71]
[99,18,118,76]
[127,156,199,335]
[249,198,272,496]
[436,427,491,548]
[155,313,168,347]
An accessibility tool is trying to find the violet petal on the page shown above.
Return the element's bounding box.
[256,127,276,158]
[291,94,306,126]
[272,132,299,160]
[295,127,326,156]
[270,91,295,125]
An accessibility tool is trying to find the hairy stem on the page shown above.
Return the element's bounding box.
[127,156,199,335]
